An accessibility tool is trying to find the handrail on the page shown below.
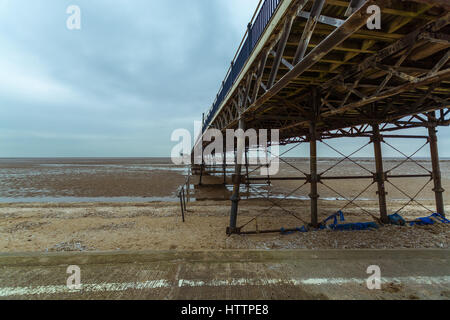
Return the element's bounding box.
[202,0,282,133]
[177,166,192,222]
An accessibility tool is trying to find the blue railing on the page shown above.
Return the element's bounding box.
[203,0,282,132]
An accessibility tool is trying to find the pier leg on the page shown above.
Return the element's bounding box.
[428,112,445,216]
[187,167,191,203]
[228,118,245,234]
[372,124,389,224]
[309,123,319,228]
[223,146,227,185]
[245,147,250,199]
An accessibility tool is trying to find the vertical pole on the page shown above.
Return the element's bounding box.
[199,113,205,186]
[309,122,319,228]
[182,187,187,212]
[199,162,204,186]
[228,118,245,235]
[179,190,185,223]
[245,147,250,198]
[187,167,191,203]
[428,112,445,216]
[372,124,389,224]
[223,146,227,185]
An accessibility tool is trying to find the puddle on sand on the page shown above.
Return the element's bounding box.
[0,196,179,204]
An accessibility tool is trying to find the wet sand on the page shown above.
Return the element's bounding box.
[0,158,448,253]
[0,158,185,201]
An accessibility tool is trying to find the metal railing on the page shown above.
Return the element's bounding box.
[177,166,192,222]
[203,0,282,132]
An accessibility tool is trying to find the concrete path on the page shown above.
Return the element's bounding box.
[0,250,449,300]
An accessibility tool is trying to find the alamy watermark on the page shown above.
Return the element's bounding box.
[67,265,82,290]
[366,5,381,30]
[367,265,382,290]
[171,122,280,176]
[66,5,81,30]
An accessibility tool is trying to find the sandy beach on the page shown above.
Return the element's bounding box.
[0,158,449,253]
[0,200,449,253]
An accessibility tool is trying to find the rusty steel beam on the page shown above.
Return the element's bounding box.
[228,117,246,235]
[428,112,446,216]
[322,11,450,90]
[345,0,366,17]
[309,121,319,228]
[323,68,450,117]
[406,0,450,11]
[293,0,326,64]
[372,124,389,224]
[244,0,383,119]
[268,17,295,89]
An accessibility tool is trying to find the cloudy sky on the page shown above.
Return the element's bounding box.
[0,0,448,158]
[0,0,260,157]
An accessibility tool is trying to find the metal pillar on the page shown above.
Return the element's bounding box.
[372,124,389,224]
[245,147,250,198]
[309,123,319,228]
[428,113,445,216]
[199,163,204,186]
[223,147,227,185]
[228,118,245,234]
[199,112,205,186]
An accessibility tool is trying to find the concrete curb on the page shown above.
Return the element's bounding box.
[0,249,449,267]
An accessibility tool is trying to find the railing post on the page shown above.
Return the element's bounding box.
[231,62,235,83]
[202,112,205,133]
[372,124,389,224]
[183,187,187,212]
[428,112,445,216]
[179,189,185,223]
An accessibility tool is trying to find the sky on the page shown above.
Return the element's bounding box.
[0,0,448,158]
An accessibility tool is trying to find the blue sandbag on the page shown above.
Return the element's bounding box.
[280,210,381,235]
[410,217,435,226]
[331,222,379,231]
[280,228,294,235]
[410,213,449,226]
[388,213,406,226]
[431,213,450,224]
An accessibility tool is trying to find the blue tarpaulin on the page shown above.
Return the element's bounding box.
[280,211,449,235]
[409,213,449,226]
[388,213,406,226]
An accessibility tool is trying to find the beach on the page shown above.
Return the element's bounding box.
[0,158,449,253]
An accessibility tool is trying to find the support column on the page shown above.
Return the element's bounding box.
[309,123,319,228]
[245,147,250,197]
[223,147,227,185]
[372,124,389,224]
[228,118,245,234]
[199,161,204,186]
[428,113,445,216]
[200,113,206,185]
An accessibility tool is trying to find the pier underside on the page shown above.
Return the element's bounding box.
[194,0,450,234]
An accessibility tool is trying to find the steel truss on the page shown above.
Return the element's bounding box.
[193,0,449,235]
[221,111,448,235]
